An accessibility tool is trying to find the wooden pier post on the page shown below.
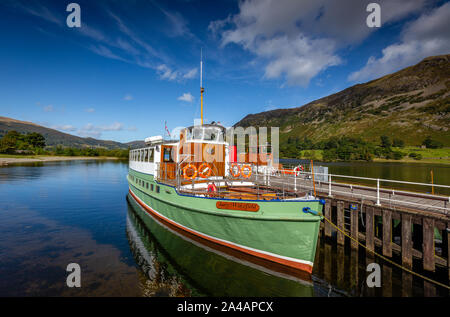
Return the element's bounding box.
[337,201,345,245]
[350,204,359,250]
[446,222,450,280]
[401,213,413,269]
[422,218,435,272]
[424,280,436,297]
[382,209,392,257]
[366,207,375,254]
[382,264,392,297]
[350,249,358,291]
[324,199,332,238]
[402,271,412,297]
[337,244,345,286]
[324,243,332,282]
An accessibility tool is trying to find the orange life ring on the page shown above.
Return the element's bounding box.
[229,163,241,178]
[207,183,217,197]
[241,164,252,178]
[182,164,197,180]
[198,163,212,178]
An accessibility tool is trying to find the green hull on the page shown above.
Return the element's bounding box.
[127,168,323,276]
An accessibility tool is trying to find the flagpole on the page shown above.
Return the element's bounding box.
[200,49,204,126]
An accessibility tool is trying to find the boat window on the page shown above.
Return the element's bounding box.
[203,128,217,141]
[156,186,160,193]
[193,127,203,140]
[151,184,154,191]
[217,131,224,142]
[146,182,149,189]
[186,128,193,140]
[163,147,174,162]
[149,148,154,162]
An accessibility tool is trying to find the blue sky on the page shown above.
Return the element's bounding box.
[0,0,448,143]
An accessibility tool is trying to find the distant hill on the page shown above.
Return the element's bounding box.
[0,117,143,149]
[125,140,146,148]
[235,54,450,146]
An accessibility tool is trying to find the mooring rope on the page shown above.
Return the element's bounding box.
[321,214,450,291]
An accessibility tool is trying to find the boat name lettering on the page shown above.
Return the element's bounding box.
[216,201,260,212]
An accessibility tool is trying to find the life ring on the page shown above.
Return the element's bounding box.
[207,183,217,196]
[241,164,252,178]
[198,163,212,178]
[182,164,197,180]
[293,165,304,176]
[229,163,241,178]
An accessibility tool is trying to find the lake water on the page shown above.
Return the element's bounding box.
[0,160,448,296]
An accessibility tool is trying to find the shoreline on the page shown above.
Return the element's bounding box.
[0,155,122,166]
[281,157,450,165]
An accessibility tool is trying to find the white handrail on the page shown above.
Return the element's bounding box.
[294,170,450,189]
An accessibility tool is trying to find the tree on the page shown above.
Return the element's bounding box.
[24,132,46,148]
[422,136,443,149]
[0,133,18,153]
[380,135,391,148]
[392,138,404,148]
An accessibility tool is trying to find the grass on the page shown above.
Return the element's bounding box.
[395,146,450,158]
[0,154,39,159]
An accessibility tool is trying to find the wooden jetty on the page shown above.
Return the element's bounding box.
[253,170,450,281]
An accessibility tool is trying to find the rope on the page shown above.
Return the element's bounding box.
[321,214,450,290]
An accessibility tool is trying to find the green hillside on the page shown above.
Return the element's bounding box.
[235,55,450,148]
[0,117,143,149]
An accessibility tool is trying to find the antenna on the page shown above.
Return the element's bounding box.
[200,48,204,125]
[200,48,203,88]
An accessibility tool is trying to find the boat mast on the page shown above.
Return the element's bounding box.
[200,49,204,125]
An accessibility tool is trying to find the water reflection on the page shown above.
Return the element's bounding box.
[312,237,449,297]
[126,196,319,297]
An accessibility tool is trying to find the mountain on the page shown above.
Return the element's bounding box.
[0,117,143,149]
[235,54,450,146]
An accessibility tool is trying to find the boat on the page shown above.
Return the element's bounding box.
[126,56,324,280]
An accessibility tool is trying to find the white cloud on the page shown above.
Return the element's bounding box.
[123,94,133,101]
[77,122,124,139]
[211,0,429,86]
[183,68,198,79]
[157,64,179,81]
[178,92,194,103]
[349,3,450,82]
